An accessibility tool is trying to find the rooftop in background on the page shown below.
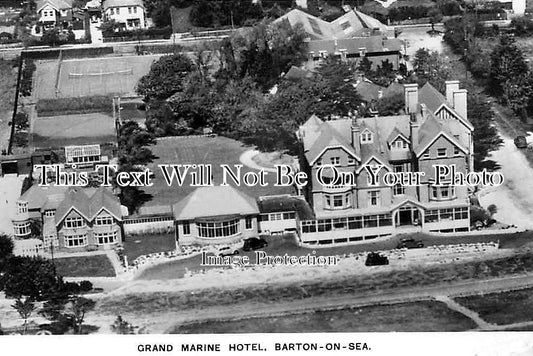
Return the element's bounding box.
[273,8,394,40]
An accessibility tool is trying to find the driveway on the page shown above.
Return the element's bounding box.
[479,134,533,229]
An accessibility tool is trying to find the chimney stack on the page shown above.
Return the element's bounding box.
[410,116,420,148]
[404,83,418,114]
[351,118,361,157]
[445,80,460,104]
[453,89,468,120]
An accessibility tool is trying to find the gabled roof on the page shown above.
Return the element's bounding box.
[305,122,359,165]
[102,0,144,9]
[173,186,259,221]
[308,36,402,56]
[418,82,473,130]
[19,184,68,211]
[413,115,468,157]
[37,0,73,12]
[387,127,410,144]
[54,187,122,226]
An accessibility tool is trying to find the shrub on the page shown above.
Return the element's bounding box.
[20,59,36,97]
[78,280,93,292]
[36,96,113,116]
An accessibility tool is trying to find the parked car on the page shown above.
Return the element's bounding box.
[243,237,268,251]
[217,246,239,257]
[514,135,528,149]
[397,238,424,249]
[365,252,389,266]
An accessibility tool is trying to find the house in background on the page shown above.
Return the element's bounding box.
[36,0,73,29]
[102,0,146,30]
[12,185,126,253]
[296,80,473,245]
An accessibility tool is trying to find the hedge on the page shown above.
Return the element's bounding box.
[36,96,114,116]
[19,59,36,97]
[103,26,172,42]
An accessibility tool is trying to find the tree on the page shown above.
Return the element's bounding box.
[63,297,96,334]
[13,112,29,131]
[467,93,503,169]
[11,297,35,334]
[136,53,194,100]
[0,233,14,267]
[489,35,528,96]
[111,315,136,334]
[412,48,451,92]
[0,256,64,300]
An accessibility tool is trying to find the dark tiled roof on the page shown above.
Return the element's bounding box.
[257,195,315,220]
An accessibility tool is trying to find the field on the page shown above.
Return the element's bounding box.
[31,112,116,149]
[54,254,116,277]
[33,55,162,99]
[454,288,533,325]
[142,136,294,208]
[170,301,476,333]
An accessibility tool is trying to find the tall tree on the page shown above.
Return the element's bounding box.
[489,35,529,96]
[11,297,35,334]
[412,48,451,92]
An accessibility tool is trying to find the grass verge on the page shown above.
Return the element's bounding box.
[170,300,476,333]
[54,254,116,277]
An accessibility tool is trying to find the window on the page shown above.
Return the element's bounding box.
[134,6,137,13]
[110,8,114,14]
[393,184,405,195]
[392,139,408,150]
[368,190,380,206]
[440,208,453,220]
[245,216,253,230]
[430,185,456,201]
[347,216,362,229]
[182,221,190,235]
[17,201,28,214]
[95,231,118,245]
[425,209,439,223]
[43,234,59,248]
[301,220,317,233]
[94,215,113,226]
[116,7,120,14]
[44,210,55,217]
[197,219,240,238]
[361,130,373,143]
[13,222,30,237]
[270,213,283,221]
[330,157,340,166]
[347,157,355,165]
[316,159,322,166]
[65,217,85,228]
[379,214,392,226]
[422,150,430,159]
[128,6,132,13]
[325,193,351,209]
[317,219,332,232]
[332,218,347,230]
[258,214,269,222]
[454,147,460,155]
[283,212,295,220]
[437,148,447,157]
[65,234,87,247]
[363,215,378,228]
[454,207,469,220]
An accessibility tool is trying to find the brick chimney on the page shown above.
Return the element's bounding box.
[410,115,420,148]
[351,117,361,157]
[445,80,460,104]
[404,83,418,114]
[452,89,468,120]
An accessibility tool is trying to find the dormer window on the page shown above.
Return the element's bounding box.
[392,139,408,150]
[361,130,373,143]
[316,159,322,166]
[17,201,28,214]
[347,157,355,165]
[437,148,447,157]
[359,47,366,57]
[454,147,460,155]
[94,215,113,226]
[44,210,55,218]
[422,150,430,159]
[330,157,340,166]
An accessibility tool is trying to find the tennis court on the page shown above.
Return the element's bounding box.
[33,54,162,99]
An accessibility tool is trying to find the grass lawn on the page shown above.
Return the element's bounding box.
[54,254,116,277]
[169,301,476,333]
[454,288,533,325]
[31,112,116,149]
[143,136,294,208]
[123,233,176,261]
